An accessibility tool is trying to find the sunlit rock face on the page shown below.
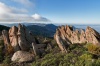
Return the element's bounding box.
[2,30,10,47]
[2,24,36,51]
[11,51,34,63]
[54,25,100,53]
[9,26,20,51]
[85,26,100,45]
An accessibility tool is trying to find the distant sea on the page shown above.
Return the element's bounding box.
[55,24,100,33]
[74,25,100,33]
[1,23,100,33]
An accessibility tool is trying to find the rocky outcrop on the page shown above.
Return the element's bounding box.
[54,25,100,53]
[2,24,49,63]
[9,26,20,51]
[32,43,46,56]
[43,39,53,49]
[54,30,68,53]
[11,51,34,62]
[2,30,10,47]
[85,26,100,45]
[17,24,35,51]
[2,24,36,51]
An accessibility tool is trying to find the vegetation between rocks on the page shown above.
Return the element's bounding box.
[31,43,100,66]
[0,38,100,66]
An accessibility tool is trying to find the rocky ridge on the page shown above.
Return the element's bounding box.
[54,25,100,53]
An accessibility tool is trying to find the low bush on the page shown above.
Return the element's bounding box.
[0,56,11,66]
[86,43,100,56]
[0,40,4,62]
[31,43,100,66]
[3,56,11,64]
[6,44,14,56]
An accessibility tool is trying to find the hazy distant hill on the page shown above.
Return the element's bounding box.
[0,23,50,27]
[27,24,57,37]
[0,25,10,35]
[0,23,57,37]
[0,25,10,31]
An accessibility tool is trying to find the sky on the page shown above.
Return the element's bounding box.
[0,0,100,24]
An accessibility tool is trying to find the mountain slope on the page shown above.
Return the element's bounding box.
[27,24,57,37]
[0,25,10,31]
[0,25,10,35]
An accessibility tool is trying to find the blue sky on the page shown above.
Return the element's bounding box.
[0,0,100,24]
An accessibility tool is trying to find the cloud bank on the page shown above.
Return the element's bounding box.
[0,2,50,23]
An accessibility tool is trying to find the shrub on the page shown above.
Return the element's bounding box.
[31,43,100,66]
[31,61,40,66]
[86,43,100,56]
[31,53,65,66]
[0,40,4,62]
[0,48,3,62]
[79,53,92,60]
[3,56,11,64]
[0,56,11,66]
[92,59,100,66]
[6,44,14,56]
[68,44,87,56]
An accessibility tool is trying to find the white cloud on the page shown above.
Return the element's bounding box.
[0,2,50,23]
[0,2,28,15]
[32,14,41,20]
[32,14,50,21]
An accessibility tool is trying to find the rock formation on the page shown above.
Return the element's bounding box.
[11,51,34,62]
[2,24,37,51]
[2,24,48,62]
[2,30,10,47]
[54,25,100,53]
[17,24,36,51]
[9,26,20,51]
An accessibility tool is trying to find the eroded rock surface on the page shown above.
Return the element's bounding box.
[11,51,34,63]
[2,30,10,46]
[54,25,100,53]
[2,24,36,51]
[17,24,35,51]
[9,26,20,51]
